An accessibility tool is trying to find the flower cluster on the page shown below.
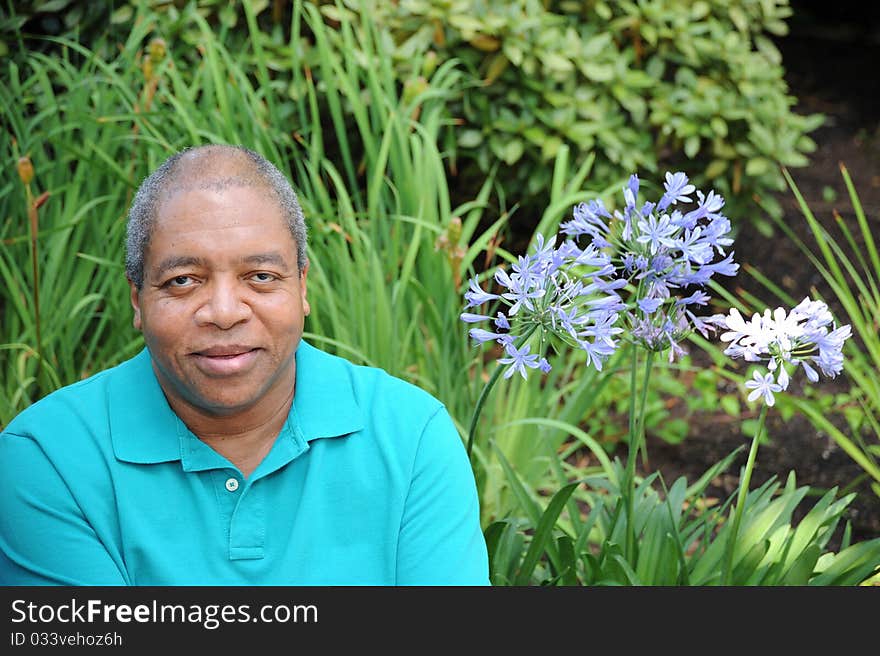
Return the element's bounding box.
[713,298,852,406]
[461,171,743,378]
[462,234,626,378]
[560,172,739,360]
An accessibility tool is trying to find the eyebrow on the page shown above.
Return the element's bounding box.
[241,252,290,268]
[153,256,206,280]
[151,252,291,279]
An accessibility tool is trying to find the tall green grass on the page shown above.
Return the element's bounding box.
[1,32,150,421]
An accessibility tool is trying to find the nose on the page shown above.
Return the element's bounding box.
[194,278,252,329]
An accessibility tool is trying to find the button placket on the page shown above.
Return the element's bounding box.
[228,477,265,560]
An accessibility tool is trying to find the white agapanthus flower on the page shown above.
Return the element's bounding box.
[711,298,851,404]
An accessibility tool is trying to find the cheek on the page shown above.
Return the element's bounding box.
[260,294,307,326]
[140,301,192,345]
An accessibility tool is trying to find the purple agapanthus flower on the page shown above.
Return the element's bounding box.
[462,170,741,373]
[460,228,625,378]
[498,342,541,380]
[557,171,738,360]
[744,370,783,406]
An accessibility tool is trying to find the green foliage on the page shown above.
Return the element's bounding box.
[0,0,116,58]
[1,26,155,422]
[17,0,824,228]
[489,456,880,586]
[320,0,823,229]
[78,0,823,230]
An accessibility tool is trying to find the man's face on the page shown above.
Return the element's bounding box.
[130,184,309,418]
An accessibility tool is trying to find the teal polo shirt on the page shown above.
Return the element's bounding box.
[0,341,489,585]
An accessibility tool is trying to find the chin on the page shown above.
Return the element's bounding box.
[189,389,263,416]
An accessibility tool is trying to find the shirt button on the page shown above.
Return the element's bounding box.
[225,477,240,492]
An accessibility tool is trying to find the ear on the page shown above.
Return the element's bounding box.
[300,261,310,317]
[128,279,143,331]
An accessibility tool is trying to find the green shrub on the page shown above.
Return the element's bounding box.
[13,0,821,235]
[316,0,822,232]
[488,458,880,585]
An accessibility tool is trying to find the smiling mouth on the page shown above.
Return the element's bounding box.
[191,347,261,375]
[195,345,257,356]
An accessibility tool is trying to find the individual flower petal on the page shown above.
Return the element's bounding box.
[637,297,664,314]
[744,370,783,406]
[801,359,820,383]
[468,328,501,344]
[460,312,492,323]
[464,277,500,307]
[776,364,790,390]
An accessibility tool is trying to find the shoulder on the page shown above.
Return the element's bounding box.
[293,341,462,471]
[297,340,445,420]
[1,350,147,443]
[353,361,442,413]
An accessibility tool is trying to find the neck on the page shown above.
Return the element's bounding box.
[163,380,295,479]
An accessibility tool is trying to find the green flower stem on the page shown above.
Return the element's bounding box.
[634,349,655,467]
[720,403,769,586]
[466,362,505,460]
[465,324,539,461]
[25,185,44,390]
[623,345,655,561]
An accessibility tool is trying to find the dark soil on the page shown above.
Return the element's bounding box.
[641,4,880,548]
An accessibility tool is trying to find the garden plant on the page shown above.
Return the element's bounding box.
[747,166,880,500]
[2,0,879,585]
[462,171,880,584]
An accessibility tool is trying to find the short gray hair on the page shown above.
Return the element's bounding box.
[125,144,308,289]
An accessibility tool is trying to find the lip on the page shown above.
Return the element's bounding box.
[195,345,257,357]
[190,346,260,376]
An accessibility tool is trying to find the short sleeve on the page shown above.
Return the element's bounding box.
[0,431,128,585]
[395,406,490,585]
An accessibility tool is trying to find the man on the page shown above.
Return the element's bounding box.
[0,144,489,585]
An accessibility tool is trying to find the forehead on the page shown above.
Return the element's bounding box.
[148,185,295,260]
[155,183,287,228]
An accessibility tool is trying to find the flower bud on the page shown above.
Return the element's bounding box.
[142,53,154,82]
[17,156,34,185]
[148,38,166,63]
[448,216,462,243]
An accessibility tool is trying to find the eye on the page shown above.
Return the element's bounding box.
[165,275,195,288]
[251,272,277,283]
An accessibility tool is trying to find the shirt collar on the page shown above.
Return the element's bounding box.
[290,340,364,441]
[111,340,364,465]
